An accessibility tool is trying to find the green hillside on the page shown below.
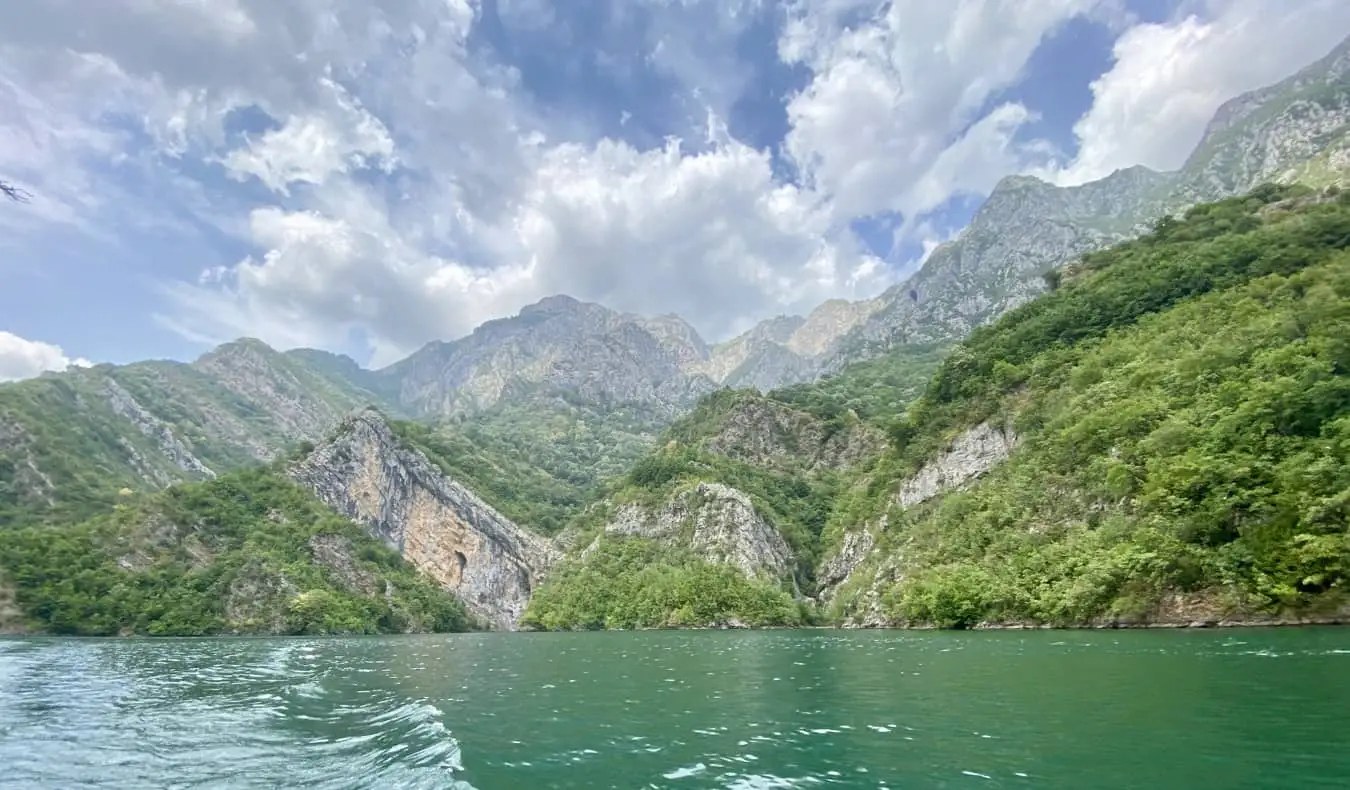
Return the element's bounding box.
[526,183,1350,630]
[0,464,472,636]
[829,184,1350,626]
[0,341,394,529]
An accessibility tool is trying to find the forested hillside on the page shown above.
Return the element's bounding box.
[825,184,1350,626]
[0,464,472,636]
[524,184,1350,630]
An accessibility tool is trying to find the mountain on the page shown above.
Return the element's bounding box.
[290,409,559,630]
[0,339,392,527]
[380,294,718,419]
[720,34,1350,386]
[0,462,472,636]
[6,185,1350,633]
[521,184,1350,629]
[6,40,1350,634]
[7,33,1350,532]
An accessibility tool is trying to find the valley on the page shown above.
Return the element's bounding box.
[3,38,1350,635]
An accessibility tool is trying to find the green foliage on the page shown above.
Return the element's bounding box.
[829,187,1350,627]
[0,467,472,636]
[0,343,393,529]
[521,536,802,630]
[607,442,839,579]
[389,388,664,533]
[770,343,948,426]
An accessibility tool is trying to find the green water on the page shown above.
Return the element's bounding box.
[2,629,1348,789]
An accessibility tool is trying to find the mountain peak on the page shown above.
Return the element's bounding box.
[196,337,279,364]
[520,294,585,314]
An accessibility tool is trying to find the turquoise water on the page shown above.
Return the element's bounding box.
[2,628,1348,788]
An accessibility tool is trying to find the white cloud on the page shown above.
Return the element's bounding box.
[4,0,1349,370]
[782,0,1097,220]
[163,129,887,365]
[1057,0,1350,185]
[514,134,886,339]
[222,80,396,195]
[0,331,91,382]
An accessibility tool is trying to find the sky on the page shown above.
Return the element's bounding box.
[2,0,1349,380]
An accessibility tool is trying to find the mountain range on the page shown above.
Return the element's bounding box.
[3,35,1350,634]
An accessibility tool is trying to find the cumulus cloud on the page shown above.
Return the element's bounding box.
[782,0,1096,220]
[1057,0,1350,184]
[3,0,1349,367]
[222,80,397,195]
[0,331,90,382]
[163,129,887,365]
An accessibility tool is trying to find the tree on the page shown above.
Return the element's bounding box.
[1,179,30,203]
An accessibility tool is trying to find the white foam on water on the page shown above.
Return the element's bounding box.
[962,770,992,779]
[662,762,707,779]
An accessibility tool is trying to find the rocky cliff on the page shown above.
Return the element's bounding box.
[289,408,559,630]
[380,295,720,420]
[818,34,1350,373]
[818,420,1020,605]
[670,389,885,473]
[598,482,796,582]
[0,343,390,526]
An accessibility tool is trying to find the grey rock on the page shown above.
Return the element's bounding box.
[603,482,795,581]
[815,521,880,600]
[699,396,885,472]
[821,35,1350,373]
[894,420,1019,509]
[381,295,720,419]
[307,534,378,596]
[104,378,215,480]
[289,408,559,630]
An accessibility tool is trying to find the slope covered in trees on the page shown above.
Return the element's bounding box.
[0,464,472,636]
[827,184,1350,626]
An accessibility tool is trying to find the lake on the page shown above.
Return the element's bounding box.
[1,628,1348,789]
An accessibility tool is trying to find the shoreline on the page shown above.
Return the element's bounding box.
[4,620,1348,638]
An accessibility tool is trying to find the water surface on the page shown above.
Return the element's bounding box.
[2,628,1348,789]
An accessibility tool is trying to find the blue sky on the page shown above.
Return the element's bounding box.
[1,0,1348,379]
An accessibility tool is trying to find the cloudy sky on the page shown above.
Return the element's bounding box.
[1,0,1348,379]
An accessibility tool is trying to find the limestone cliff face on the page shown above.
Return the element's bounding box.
[894,420,1019,509]
[382,295,719,419]
[103,378,216,483]
[290,409,559,630]
[817,420,1020,604]
[815,522,879,598]
[601,482,795,582]
[699,396,886,472]
[819,35,1350,373]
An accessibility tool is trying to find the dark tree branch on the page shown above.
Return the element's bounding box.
[1,179,31,203]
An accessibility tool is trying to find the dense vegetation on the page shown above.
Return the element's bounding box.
[770,343,948,426]
[389,388,665,533]
[521,537,803,630]
[829,185,1350,626]
[7,182,1350,635]
[0,467,472,636]
[0,341,389,530]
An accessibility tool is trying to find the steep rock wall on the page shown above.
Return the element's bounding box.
[817,420,1020,603]
[290,409,558,630]
[603,482,795,582]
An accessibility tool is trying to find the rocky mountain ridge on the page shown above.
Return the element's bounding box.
[6,183,1350,633]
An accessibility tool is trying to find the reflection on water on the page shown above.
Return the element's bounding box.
[2,628,1349,789]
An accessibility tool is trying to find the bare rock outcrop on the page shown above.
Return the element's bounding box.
[604,482,795,582]
[702,397,886,472]
[817,420,1020,604]
[290,408,559,630]
[894,420,1019,508]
